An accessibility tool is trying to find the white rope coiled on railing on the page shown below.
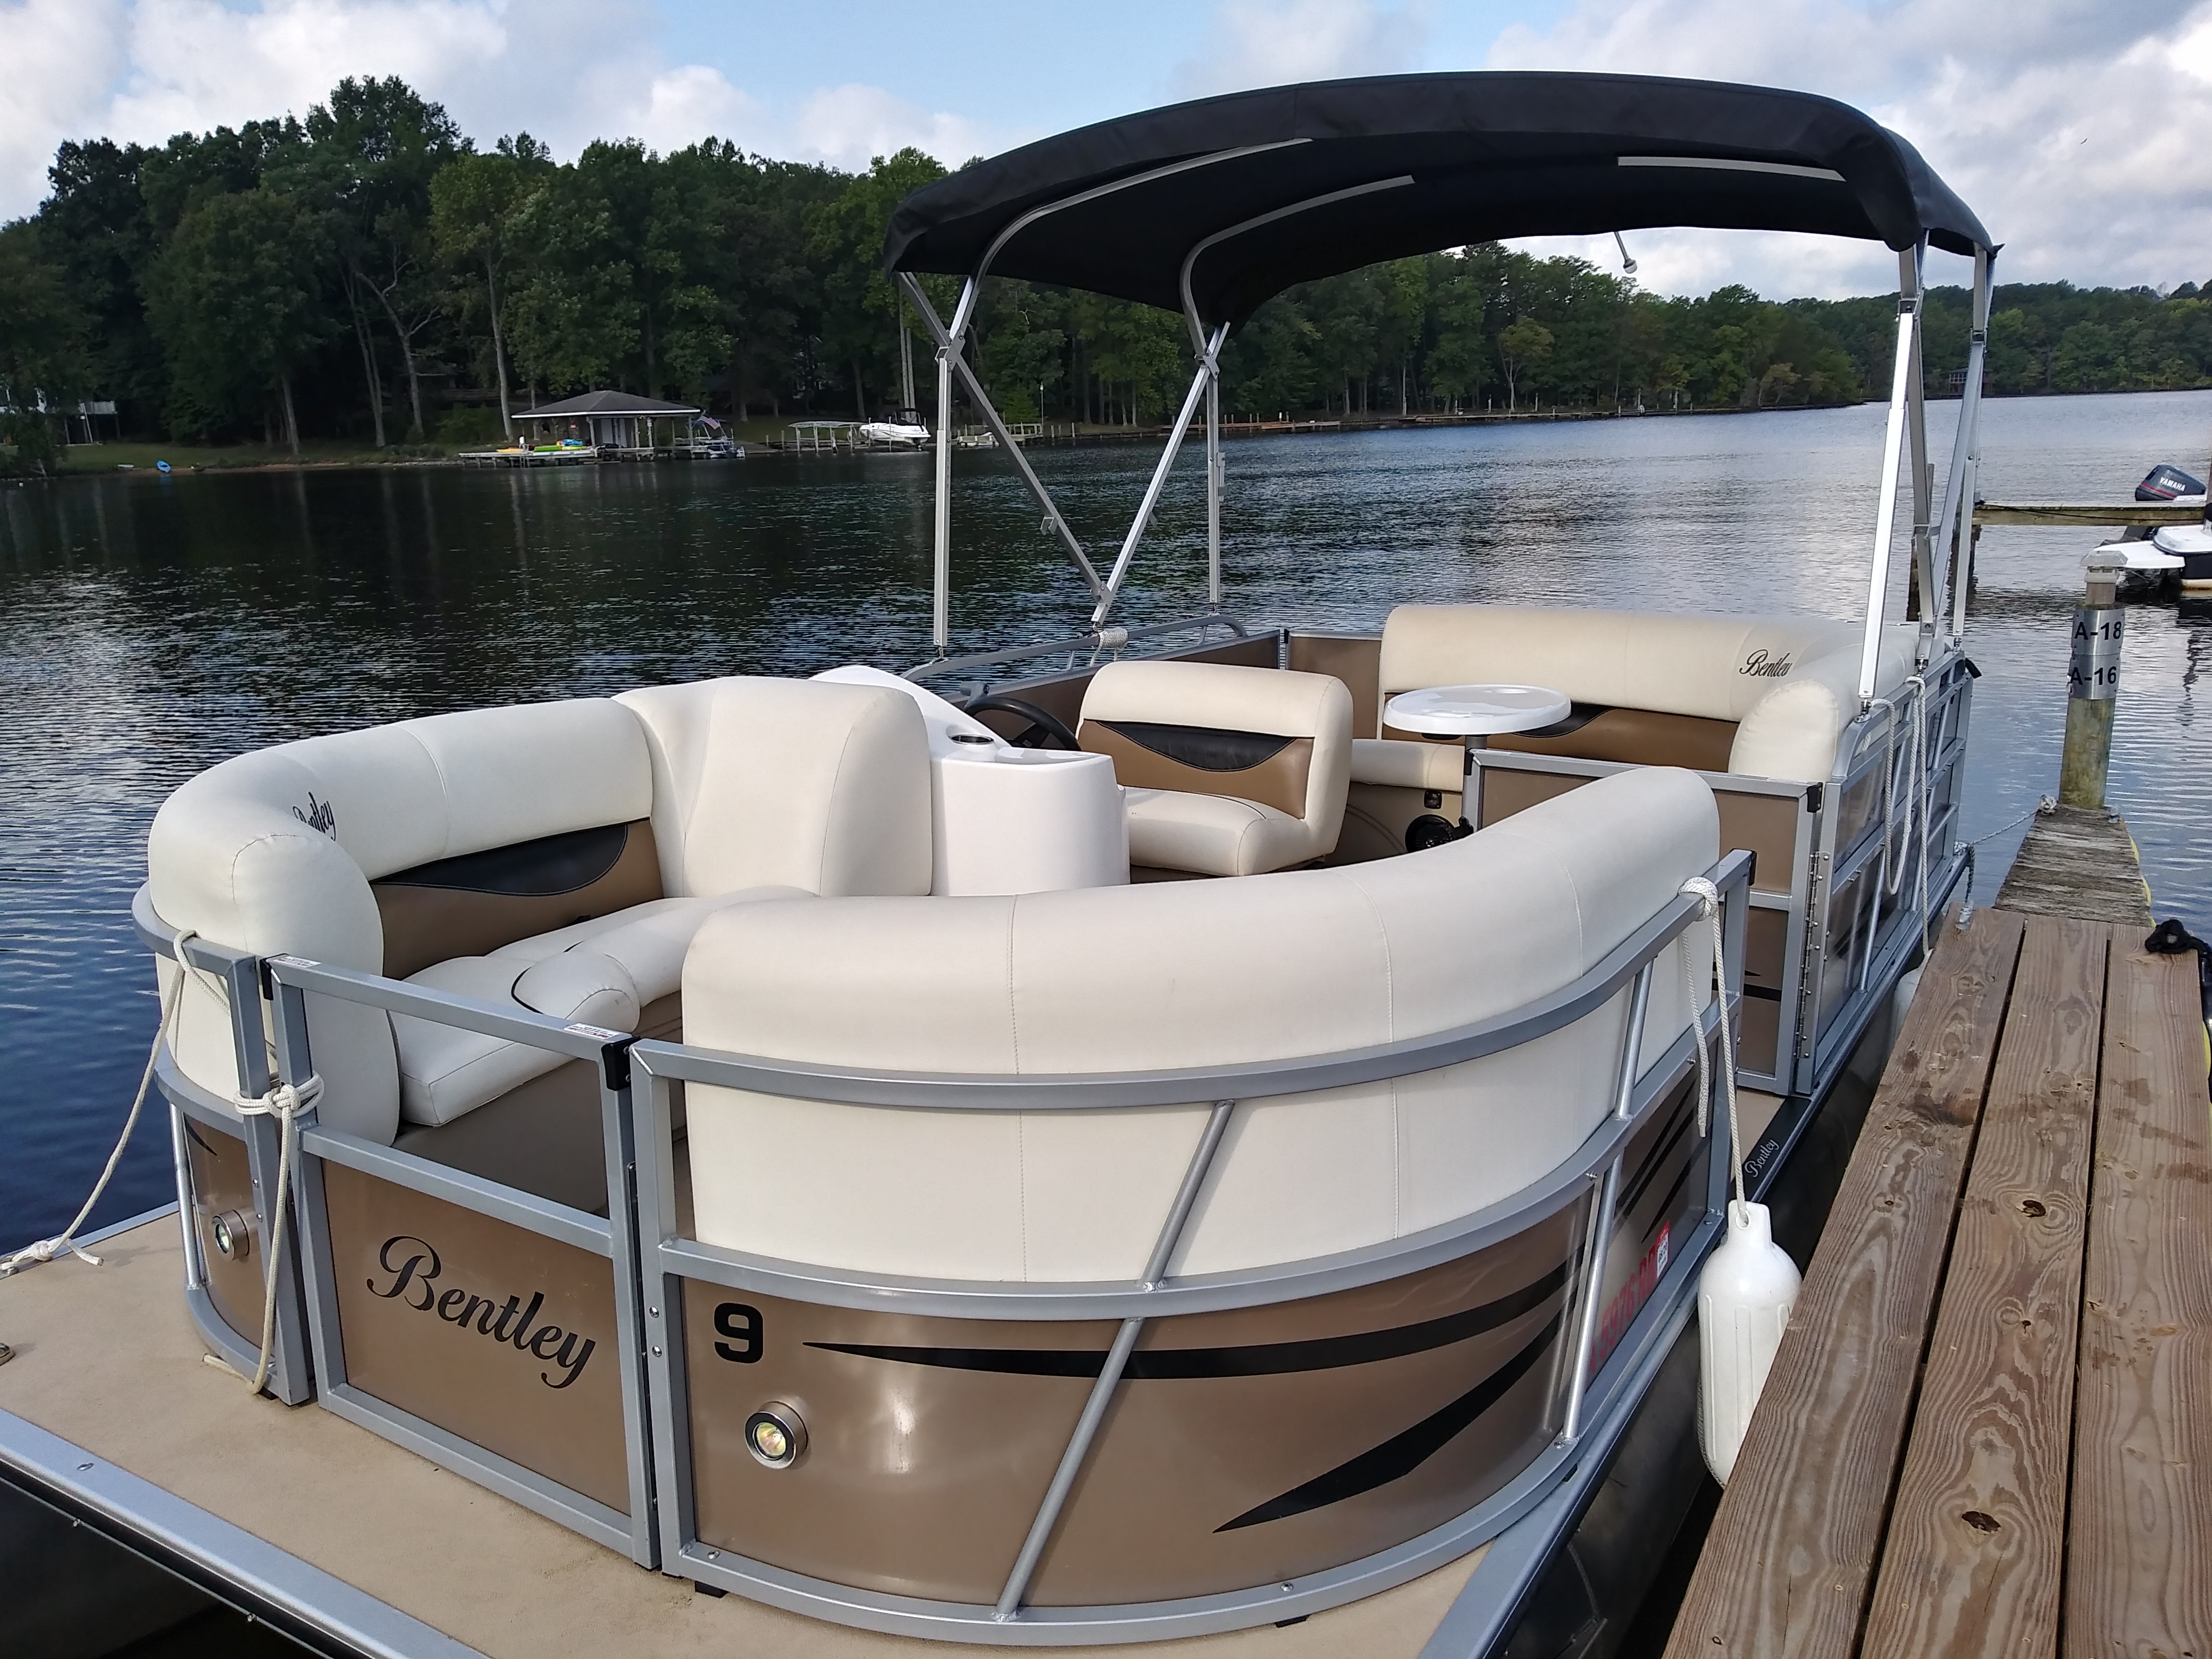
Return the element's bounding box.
[1680,875,1744,1206]
[1867,673,1936,957]
[234,1070,321,1393]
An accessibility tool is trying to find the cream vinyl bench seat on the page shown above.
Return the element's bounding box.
[146,675,933,1206]
[1347,602,1920,808]
[1076,658,1353,878]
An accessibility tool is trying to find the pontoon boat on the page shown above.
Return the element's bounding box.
[75,70,1994,1654]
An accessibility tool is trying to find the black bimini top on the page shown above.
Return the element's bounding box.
[883,72,1990,331]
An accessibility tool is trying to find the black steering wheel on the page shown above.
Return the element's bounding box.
[963,694,1082,751]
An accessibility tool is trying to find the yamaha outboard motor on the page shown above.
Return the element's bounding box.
[2136,463,2207,502]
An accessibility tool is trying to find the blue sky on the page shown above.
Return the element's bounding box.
[6,0,2210,299]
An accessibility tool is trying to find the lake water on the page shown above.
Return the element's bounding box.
[4,390,2209,1245]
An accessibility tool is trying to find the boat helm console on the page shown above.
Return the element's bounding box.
[129,66,1990,1650]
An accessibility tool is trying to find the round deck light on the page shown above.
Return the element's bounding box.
[210,1211,252,1261]
[745,1402,807,1468]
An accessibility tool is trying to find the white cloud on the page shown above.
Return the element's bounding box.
[0,0,130,215]
[790,83,998,172]
[1175,0,1429,99]
[0,0,1004,222]
[1487,0,2212,297]
[601,63,768,156]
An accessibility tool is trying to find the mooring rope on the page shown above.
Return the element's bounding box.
[0,926,320,1395]
[1681,875,1745,1210]
[0,930,199,1280]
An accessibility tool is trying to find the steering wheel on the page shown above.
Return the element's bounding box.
[963,694,1082,751]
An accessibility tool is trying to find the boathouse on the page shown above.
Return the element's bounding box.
[516,390,700,454]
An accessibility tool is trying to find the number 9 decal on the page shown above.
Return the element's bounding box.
[714,1302,763,1363]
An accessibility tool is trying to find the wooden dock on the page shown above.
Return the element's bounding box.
[1663,851,2210,1654]
[1994,805,2154,927]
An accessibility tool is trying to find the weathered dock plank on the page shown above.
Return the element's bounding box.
[1973,504,2201,527]
[1994,805,2154,928]
[1660,909,2025,1659]
[1858,917,2107,1658]
[2065,939,2212,1657]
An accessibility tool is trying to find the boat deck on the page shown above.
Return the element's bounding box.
[0,1217,1487,1657]
[1662,899,2211,1656]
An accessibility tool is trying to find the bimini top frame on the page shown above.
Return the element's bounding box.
[881,71,1996,707]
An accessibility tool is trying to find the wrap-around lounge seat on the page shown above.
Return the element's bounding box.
[148,676,934,1200]
[679,765,1718,1283]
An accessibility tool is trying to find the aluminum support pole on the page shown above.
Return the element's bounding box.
[1205,360,1222,608]
[1857,244,1924,703]
[992,1100,1237,1621]
[899,308,915,416]
[1905,263,1934,645]
[1949,249,1993,641]
[929,279,977,653]
[899,273,1105,603]
[1092,326,1227,630]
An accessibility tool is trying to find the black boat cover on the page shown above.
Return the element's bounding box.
[884,72,1991,330]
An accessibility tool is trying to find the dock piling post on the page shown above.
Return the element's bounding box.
[2058,550,2125,809]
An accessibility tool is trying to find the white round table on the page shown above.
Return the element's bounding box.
[1385,683,1572,748]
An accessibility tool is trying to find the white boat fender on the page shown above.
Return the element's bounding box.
[1680,876,1803,1485]
[1892,965,1923,1047]
[1697,1199,1800,1484]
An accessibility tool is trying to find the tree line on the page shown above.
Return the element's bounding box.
[4,74,2210,469]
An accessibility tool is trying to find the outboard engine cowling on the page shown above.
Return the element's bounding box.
[2135,462,2207,504]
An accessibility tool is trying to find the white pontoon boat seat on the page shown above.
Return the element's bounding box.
[146,678,931,1150]
[1353,605,1921,786]
[1077,660,1352,876]
[680,765,1719,1283]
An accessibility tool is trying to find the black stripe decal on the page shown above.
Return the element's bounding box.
[803,1263,1570,1380]
[1215,1311,1564,1531]
[1618,1101,1695,1219]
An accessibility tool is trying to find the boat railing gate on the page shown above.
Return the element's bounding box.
[133,893,314,1407]
[1468,643,1971,1171]
[195,936,662,1567]
[621,848,1751,1643]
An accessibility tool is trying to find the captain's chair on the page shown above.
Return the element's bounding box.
[1077,660,1351,877]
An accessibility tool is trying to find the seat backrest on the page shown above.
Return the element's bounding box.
[614,676,933,900]
[1378,605,1917,783]
[148,698,651,1143]
[1077,660,1352,830]
[680,765,1718,1284]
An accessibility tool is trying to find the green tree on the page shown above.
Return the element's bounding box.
[1496,317,1553,410]
[301,77,462,441]
[143,187,330,449]
[0,222,93,471]
[431,140,547,435]
[807,149,947,417]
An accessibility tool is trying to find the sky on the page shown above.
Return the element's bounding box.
[4,0,2210,301]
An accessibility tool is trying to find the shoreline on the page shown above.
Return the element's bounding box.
[11,387,2207,481]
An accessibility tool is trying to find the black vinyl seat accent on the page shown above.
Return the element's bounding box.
[1514,702,1610,740]
[380,822,631,896]
[1097,719,1296,772]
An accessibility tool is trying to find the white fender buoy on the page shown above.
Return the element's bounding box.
[1697,1199,1800,1484]
[1892,966,1923,1049]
